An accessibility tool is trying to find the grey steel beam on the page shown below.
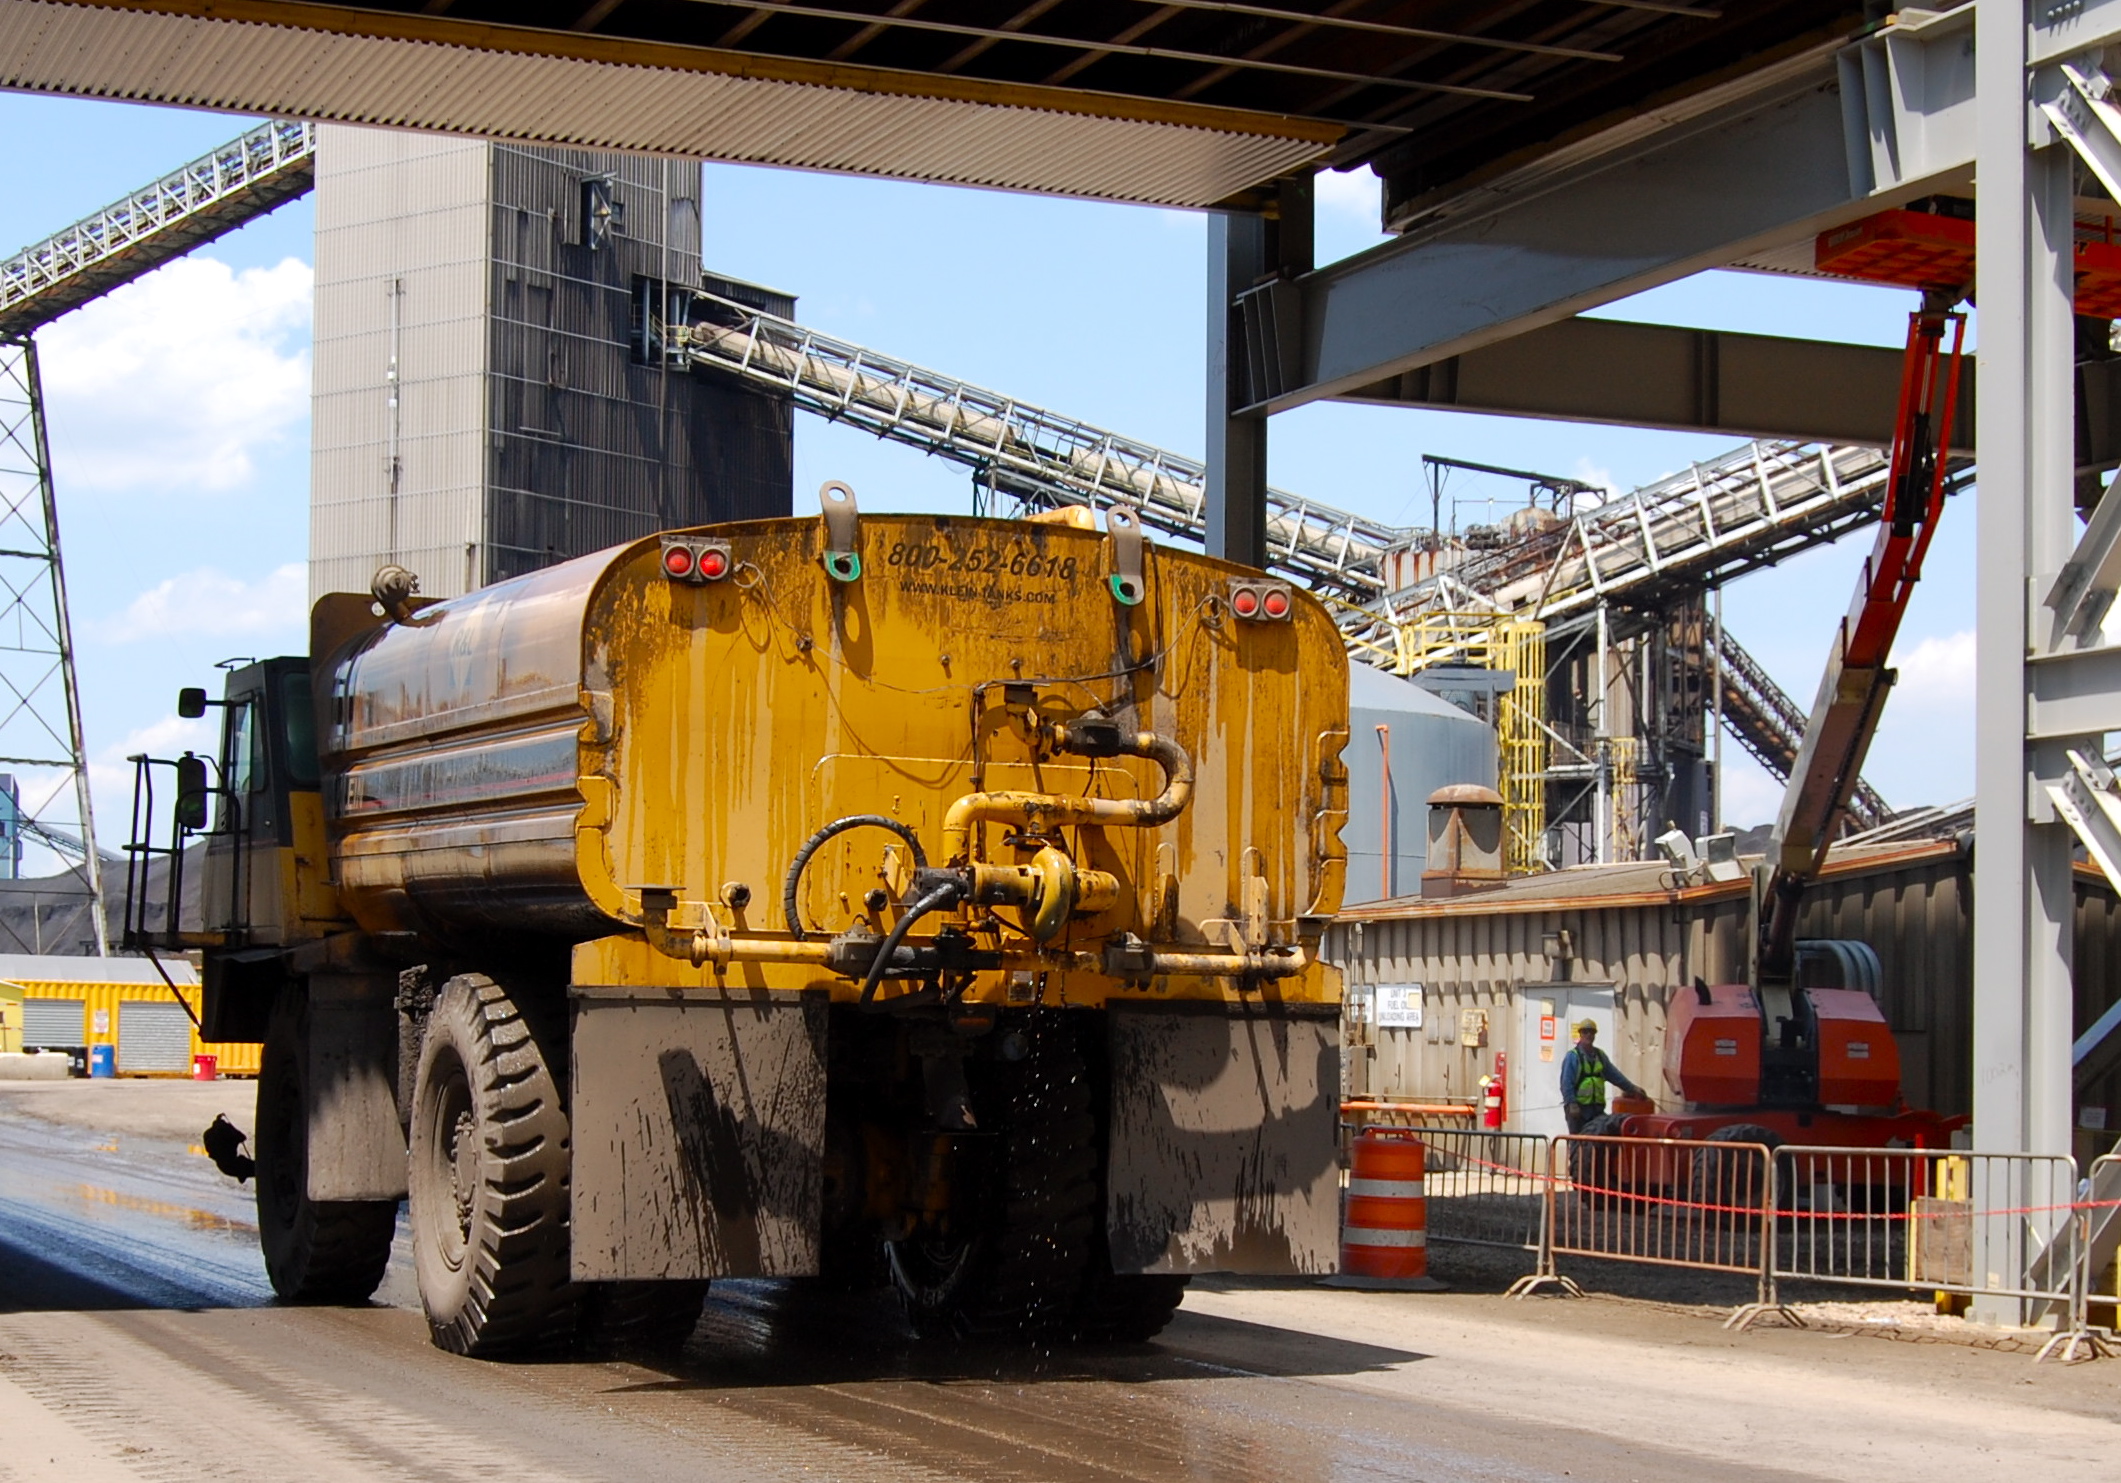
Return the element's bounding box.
[1206,174,1312,571]
[2027,645,2121,740]
[1335,318,1977,453]
[1245,60,1917,415]
[1973,0,2080,1325]
[1236,9,1992,420]
[1336,318,2121,471]
[2032,0,2121,67]
[1205,211,1270,570]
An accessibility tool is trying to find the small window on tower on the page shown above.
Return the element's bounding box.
[582,176,623,250]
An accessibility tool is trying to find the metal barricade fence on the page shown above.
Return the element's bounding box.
[1337,1123,2119,1361]
[1378,1125,1549,1252]
[1546,1134,1776,1275]
[1771,1147,2078,1306]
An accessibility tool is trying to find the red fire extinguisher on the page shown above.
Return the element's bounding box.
[1480,1051,1507,1129]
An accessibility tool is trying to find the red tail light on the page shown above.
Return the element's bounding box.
[660,537,735,584]
[1227,577,1294,622]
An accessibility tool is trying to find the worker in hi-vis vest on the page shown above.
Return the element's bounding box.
[1559,1019,1646,1134]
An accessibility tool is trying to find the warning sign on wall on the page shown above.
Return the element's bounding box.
[1375,984,1423,1029]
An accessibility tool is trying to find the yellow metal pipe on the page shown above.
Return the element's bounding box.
[942,729,1192,863]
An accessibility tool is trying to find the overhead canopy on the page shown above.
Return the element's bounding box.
[0,0,1867,210]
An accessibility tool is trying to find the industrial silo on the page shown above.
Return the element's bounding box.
[1341,661,1499,907]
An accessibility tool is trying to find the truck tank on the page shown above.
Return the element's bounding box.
[321,505,1350,995]
[144,495,1351,1356]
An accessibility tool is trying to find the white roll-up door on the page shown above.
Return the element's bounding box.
[21,998,84,1047]
[117,1000,192,1073]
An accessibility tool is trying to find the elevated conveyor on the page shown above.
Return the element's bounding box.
[1,119,315,338]
[654,288,1403,600]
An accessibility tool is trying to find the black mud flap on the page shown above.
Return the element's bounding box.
[1106,1002,1340,1275]
[569,989,827,1282]
[306,973,407,1202]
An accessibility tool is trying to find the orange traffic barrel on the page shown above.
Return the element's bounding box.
[1329,1129,1443,1290]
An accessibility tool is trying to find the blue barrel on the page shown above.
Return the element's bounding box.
[89,1043,115,1078]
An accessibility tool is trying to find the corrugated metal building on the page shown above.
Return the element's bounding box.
[310,125,792,602]
[1328,841,2121,1154]
[5,954,259,1076]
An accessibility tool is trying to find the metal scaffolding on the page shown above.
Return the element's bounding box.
[0,338,105,954]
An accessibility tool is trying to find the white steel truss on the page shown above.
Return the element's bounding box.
[0,119,316,338]
[0,338,106,953]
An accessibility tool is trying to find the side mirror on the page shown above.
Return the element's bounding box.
[175,753,209,832]
[177,687,208,720]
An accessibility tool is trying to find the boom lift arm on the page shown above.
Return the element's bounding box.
[1758,297,1967,980]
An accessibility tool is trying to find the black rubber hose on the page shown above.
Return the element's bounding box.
[782,814,930,941]
[858,878,964,1007]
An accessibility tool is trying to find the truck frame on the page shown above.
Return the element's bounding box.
[127,493,1351,1355]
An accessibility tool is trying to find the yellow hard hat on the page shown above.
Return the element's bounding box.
[1574,1019,1598,1035]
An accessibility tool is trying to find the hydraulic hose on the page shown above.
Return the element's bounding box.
[782,814,929,941]
[857,877,965,1006]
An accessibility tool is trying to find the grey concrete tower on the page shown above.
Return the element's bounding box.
[309,126,792,601]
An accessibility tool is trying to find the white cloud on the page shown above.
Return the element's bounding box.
[101,562,307,643]
[1316,167,1381,219]
[1887,629,1975,711]
[1570,458,1618,502]
[37,254,311,493]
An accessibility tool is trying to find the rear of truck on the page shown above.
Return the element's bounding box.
[140,498,1351,1354]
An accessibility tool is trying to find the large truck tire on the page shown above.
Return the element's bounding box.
[1070,1269,1189,1344]
[887,1016,1098,1339]
[255,993,397,1303]
[408,974,576,1357]
[575,1280,710,1359]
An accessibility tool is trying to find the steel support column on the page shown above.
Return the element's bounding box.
[1206,176,1311,570]
[1205,211,1268,569]
[1973,0,2080,1323]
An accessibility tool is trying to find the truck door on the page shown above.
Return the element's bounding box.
[197,657,321,943]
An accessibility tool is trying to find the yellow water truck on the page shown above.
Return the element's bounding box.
[128,492,1349,1356]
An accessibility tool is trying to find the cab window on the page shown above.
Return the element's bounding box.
[218,696,262,830]
[280,671,319,789]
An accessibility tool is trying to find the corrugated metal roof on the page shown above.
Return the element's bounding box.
[0,0,1332,207]
[0,952,196,984]
[1338,839,2016,921]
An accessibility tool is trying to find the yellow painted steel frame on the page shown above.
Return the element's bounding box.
[566,513,1348,1009]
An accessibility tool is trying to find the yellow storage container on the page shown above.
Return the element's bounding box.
[0,980,21,1053]
[0,954,260,1077]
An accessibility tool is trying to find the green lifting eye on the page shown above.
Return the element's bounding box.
[1108,573,1144,606]
[824,550,862,583]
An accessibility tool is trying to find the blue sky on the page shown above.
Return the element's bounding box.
[0,90,1976,872]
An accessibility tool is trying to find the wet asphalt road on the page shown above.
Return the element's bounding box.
[0,1102,2112,1483]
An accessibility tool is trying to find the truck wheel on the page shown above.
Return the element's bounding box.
[1070,1270,1190,1344]
[1568,1113,1631,1208]
[409,975,576,1357]
[1690,1123,1783,1213]
[887,1016,1097,1339]
[575,1280,709,1359]
[255,993,397,1303]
